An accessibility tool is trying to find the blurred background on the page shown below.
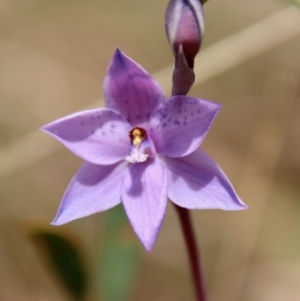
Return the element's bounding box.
[0,0,300,300]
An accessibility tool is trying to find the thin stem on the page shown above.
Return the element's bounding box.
[174,204,207,301]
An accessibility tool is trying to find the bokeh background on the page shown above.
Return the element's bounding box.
[1,0,300,300]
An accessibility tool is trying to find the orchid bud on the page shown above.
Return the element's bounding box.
[165,0,205,68]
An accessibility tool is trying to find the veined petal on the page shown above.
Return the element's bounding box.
[162,148,247,210]
[103,49,166,127]
[121,157,168,251]
[52,161,127,225]
[41,109,131,165]
[149,96,220,158]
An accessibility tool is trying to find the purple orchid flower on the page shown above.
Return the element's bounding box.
[41,49,246,251]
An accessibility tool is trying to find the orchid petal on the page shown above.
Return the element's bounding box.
[41,109,131,165]
[121,157,168,251]
[149,96,220,158]
[103,49,166,127]
[52,161,127,225]
[162,148,247,210]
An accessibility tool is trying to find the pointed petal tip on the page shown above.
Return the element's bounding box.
[233,196,248,210]
[50,219,62,226]
[216,102,223,110]
[113,47,122,58]
[50,216,76,226]
[220,198,248,211]
[112,47,127,66]
[40,124,58,138]
[39,124,50,133]
[144,241,154,252]
[209,100,222,112]
[238,202,249,210]
[40,121,62,136]
[114,47,122,55]
[137,234,155,252]
[50,214,72,226]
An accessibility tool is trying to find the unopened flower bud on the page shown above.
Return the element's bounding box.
[172,44,195,95]
[165,0,205,68]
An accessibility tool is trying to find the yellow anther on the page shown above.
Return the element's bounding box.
[133,135,142,146]
[129,127,147,148]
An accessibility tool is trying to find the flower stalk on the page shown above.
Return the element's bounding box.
[167,2,207,298]
[174,205,207,301]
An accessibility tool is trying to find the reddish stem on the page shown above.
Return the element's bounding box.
[174,204,207,301]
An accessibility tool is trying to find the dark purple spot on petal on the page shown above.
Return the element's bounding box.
[174,120,181,125]
[81,121,85,126]
[102,131,106,136]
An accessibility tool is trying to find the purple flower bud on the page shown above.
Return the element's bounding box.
[165,0,205,68]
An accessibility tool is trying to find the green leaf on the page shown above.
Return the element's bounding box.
[96,205,140,301]
[32,231,87,301]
